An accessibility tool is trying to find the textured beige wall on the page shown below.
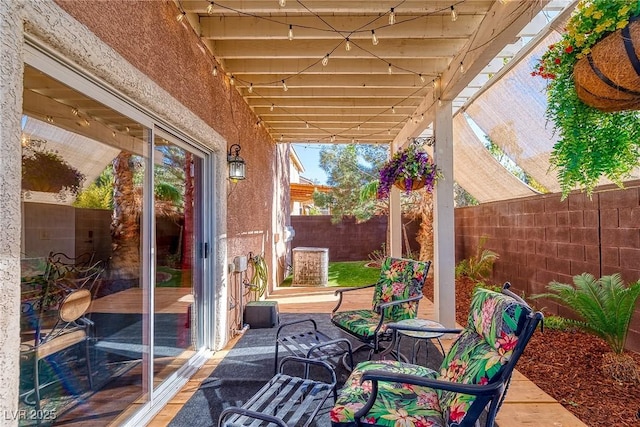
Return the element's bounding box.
[0,1,25,423]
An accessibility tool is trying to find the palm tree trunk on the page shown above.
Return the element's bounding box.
[417,191,434,272]
[110,152,140,280]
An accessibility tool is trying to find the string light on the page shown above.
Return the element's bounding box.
[371,30,378,46]
[306,122,310,129]
[392,106,396,114]
[388,63,393,74]
[438,98,443,107]
[330,135,336,142]
[71,108,79,116]
[212,65,218,76]
[459,61,465,74]
[419,74,426,83]
[389,8,396,25]
[280,134,284,142]
[450,5,457,22]
[322,54,330,66]
[230,75,235,85]
[248,83,253,93]
[420,113,424,122]
[278,0,286,6]
[282,80,288,91]
[288,25,294,40]
[357,125,360,131]
[270,104,275,111]
[176,11,186,22]
[207,1,214,14]
[345,38,351,51]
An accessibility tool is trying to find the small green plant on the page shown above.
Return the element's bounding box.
[543,315,571,331]
[455,237,499,282]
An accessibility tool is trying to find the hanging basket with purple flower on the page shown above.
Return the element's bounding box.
[376,144,440,199]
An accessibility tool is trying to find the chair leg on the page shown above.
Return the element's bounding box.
[85,339,94,390]
[33,356,41,413]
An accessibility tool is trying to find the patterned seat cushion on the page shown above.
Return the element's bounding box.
[330,360,446,427]
[331,310,385,340]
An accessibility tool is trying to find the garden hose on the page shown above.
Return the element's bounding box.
[248,253,268,299]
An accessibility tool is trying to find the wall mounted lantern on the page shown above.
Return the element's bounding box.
[227,144,246,181]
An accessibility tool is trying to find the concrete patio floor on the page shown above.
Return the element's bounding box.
[149,286,587,427]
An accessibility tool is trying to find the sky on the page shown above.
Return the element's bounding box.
[292,143,329,185]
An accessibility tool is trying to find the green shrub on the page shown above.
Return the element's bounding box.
[543,315,571,331]
[455,237,499,282]
[534,273,640,354]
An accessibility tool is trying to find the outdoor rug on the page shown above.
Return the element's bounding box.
[169,312,444,427]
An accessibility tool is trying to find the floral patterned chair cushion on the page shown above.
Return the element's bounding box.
[331,257,429,343]
[330,286,535,427]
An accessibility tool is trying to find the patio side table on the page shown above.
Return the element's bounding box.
[394,318,446,365]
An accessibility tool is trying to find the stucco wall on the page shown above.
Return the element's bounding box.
[0,1,25,420]
[455,181,640,352]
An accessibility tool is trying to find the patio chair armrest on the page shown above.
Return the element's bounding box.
[354,371,504,420]
[363,370,503,395]
[332,283,377,313]
[276,318,318,339]
[376,293,423,312]
[386,322,462,335]
[219,407,288,427]
[333,283,377,295]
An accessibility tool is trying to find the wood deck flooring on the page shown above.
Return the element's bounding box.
[149,286,587,427]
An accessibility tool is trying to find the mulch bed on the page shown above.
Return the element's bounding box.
[423,277,640,427]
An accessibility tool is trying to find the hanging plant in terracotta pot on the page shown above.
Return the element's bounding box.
[377,143,440,199]
[532,0,640,197]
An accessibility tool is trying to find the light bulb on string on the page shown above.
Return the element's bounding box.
[282,80,288,91]
[288,25,294,40]
[389,8,396,25]
[270,104,275,111]
[248,83,253,93]
[388,63,393,74]
[459,61,465,74]
[280,135,284,142]
[371,30,378,46]
[322,54,330,66]
[392,106,396,114]
[345,38,351,51]
[207,1,214,14]
[176,11,186,22]
[357,125,360,131]
[438,98,443,107]
[306,122,310,129]
[419,74,426,83]
[450,6,457,22]
[212,65,218,76]
[278,0,286,7]
[230,75,235,85]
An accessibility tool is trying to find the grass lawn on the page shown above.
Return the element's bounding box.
[280,261,380,287]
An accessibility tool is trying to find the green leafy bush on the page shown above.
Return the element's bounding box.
[534,273,640,354]
[455,237,499,282]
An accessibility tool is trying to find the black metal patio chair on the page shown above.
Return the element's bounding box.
[330,283,543,427]
[330,257,431,360]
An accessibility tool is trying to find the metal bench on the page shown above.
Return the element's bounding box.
[218,356,337,427]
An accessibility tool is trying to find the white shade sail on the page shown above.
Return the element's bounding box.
[453,113,537,203]
[464,32,563,194]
